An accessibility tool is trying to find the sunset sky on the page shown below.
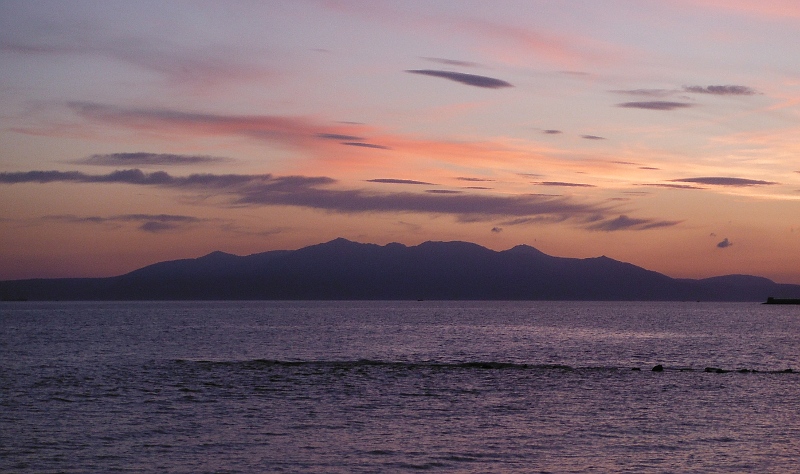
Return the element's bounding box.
[1,1,799,283]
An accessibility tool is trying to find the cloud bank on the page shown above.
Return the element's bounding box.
[0,169,273,187]
[0,168,676,231]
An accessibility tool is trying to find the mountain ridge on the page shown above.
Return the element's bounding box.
[2,238,798,301]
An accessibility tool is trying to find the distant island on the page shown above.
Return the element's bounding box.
[764,297,800,305]
[2,238,800,301]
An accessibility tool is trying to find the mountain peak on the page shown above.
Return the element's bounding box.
[200,250,235,259]
[505,244,548,257]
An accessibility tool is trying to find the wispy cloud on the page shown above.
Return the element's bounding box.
[62,102,369,151]
[421,57,480,68]
[367,179,434,185]
[316,133,364,141]
[537,181,596,187]
[341,142,391,150]
[0,34,270,90]
[617,101,694,111]
[75,152,228,166]
[14,102,589,176]
[683,85,758,95]
[405,69,513,89]
[44,213,203,233]
[455,177,494,182]
[581,135,605,140]
[610,89,675,97]
[542,129,562,134]
[641,183,704,190]
[324,2,624,69]
[587,215,681,231]
[611,85,759,98]
[668,0,800,21]
[670,177,777,186]
[717,237,733,248]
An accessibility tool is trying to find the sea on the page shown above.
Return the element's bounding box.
[1,300,799,473]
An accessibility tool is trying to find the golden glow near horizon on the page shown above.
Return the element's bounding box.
[0,1,799,283]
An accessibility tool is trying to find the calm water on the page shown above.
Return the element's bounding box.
[2,301,799,473]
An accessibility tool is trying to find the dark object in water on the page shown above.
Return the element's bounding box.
[652,364,664,372]
[764,297,800,305]
[705,367,728,373]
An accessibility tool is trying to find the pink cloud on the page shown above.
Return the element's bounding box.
[451,17,628,69]
[0,37,272,91]
[319,1,629,69]
[668,0,800,19]
[65,102,373,152]
[17,102,616,182]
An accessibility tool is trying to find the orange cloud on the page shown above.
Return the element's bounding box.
[24,102,760,197]
[21,102,599,180]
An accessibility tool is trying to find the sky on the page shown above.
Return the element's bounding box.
[1,0,799,283]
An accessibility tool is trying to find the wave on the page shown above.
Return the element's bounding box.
[173,358,796,375]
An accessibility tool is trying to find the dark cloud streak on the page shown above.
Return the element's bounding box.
[367,179,434,185]
[641,183,704,190]
[456,177,494,182]
[341,142,391,150]
[617,101,694,111]
[77,152,227,166]
[0,169,273,187]
[316,133,364,141]
[610,89,674,97]
[587,215,680,231]
[406,69,512,89]
[671,177,777,187]
[537,181,596,188]
[44,213,203,233]
[683,85,757,95]
[422,57,480,68]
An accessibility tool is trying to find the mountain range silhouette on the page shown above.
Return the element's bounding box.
[2,238,798,301]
